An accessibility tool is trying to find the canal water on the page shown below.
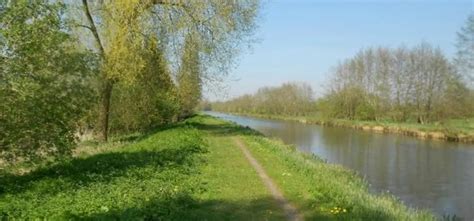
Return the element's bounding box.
[207,112,474,219]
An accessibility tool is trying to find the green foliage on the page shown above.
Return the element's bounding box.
[178,35,203,118]
[214,42,472,125]
[101,0,150,84]
[454,13,474,87]
[109,40,179,133]
[76,0,261,141]
[0,1,96,164]
[0,0,261,164]
[320,86,375,120]
[212,82,315,116]
[437,73,474,119]
[322,44,471,123]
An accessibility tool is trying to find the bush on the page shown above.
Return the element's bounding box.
[0,1,96,164]
[108,43,179,134]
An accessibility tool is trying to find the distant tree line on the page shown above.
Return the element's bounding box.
[212,14,474,124]
[0,0,260,165]
[319,13,474,123]
[212,82,315,116]
[319,43,473,123]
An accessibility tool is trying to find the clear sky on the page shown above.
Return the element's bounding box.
[205,0,474,101]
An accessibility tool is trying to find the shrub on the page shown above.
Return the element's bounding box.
[0,1,96,164]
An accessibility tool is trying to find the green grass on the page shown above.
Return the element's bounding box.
[181,116,286,221]
[241,135,434,220]
[0,115,435,220]
[190,115,435,220]
[0,125,208,220]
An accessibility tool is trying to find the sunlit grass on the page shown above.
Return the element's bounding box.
[0,125,208,219]
[0,115,437,220]
[242,134,435,220]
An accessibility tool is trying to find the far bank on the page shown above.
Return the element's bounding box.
[211,112,474,143]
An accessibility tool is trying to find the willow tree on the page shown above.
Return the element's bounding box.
[77,0,260,140]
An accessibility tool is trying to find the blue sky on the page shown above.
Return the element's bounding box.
[205,0,474,101]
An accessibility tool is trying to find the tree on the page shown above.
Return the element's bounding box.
[0,1,95,164]
[178,35,202,118]
[211,82,316,116]
[438,72,473,119]
[109,38,179,133]
[454,13,474,88]
[79,0,145,141]
[77,0,260,141]
[321,43,463,123]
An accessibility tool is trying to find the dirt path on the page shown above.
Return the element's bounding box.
[233,137,303,221]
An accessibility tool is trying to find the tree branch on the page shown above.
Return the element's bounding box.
[73,24,94,32]
[81,0,105,57]
[150,0,184,7]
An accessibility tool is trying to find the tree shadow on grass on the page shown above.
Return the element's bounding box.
[65,194,400,221]
[69,196,287,221]
[0,144,205,197]
[112,124,184,143]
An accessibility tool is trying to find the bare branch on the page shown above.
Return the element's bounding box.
[81,0,105,57]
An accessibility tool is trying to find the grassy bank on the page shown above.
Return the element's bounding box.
[224,112,474,143]
[0,115,434,220]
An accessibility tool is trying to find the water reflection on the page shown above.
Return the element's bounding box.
[207,112,474,219]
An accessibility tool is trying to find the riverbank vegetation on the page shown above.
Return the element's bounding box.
[0,0,470,219]
[0,0,260,167]
[211,14,474,142]
[0,115,435,220]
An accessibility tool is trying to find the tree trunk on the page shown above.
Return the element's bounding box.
[81,0,185,141]
[100,80,113,141]
[82,0,112,141]
[417,115,425,124]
